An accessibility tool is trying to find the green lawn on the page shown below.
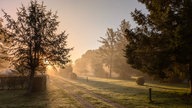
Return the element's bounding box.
[68,76,192,108]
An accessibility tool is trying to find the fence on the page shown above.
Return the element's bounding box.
[0,75,47,91]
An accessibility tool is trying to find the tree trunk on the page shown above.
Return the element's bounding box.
[189,63,192,95]
[27,69,35,94]
[190,79,192,95]
[109,51,113,78]
[109,64,112,78]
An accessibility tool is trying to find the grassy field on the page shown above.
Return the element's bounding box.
[0,76,192,108]
[0,83,82,108]
[69,76,192,108]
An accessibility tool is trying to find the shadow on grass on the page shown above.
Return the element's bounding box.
[75,77,192,107]
[0,89,49,108]
[145,84,187,91]
[77,77,156,93]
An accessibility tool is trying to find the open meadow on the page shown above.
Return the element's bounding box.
[0,76,192,108]
[68,76,192,108]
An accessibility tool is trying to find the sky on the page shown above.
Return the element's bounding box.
[0,0,146,63]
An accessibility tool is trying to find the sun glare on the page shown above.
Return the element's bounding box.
[44,60,49,65]
[46,65,56,76]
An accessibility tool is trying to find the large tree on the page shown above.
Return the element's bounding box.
[98,20,137,78]
[2,0,72,93]
[99,28,117,78]
[112,20,136,78]
[125,0,192,94]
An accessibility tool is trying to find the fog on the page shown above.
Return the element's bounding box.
[72,50,144,79]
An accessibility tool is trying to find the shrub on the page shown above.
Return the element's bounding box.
[136,77,145,85]
[69,72,77,80]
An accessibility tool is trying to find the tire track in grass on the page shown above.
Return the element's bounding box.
[50,75,126,108]
[51,77,95,108]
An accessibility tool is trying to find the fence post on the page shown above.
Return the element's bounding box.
[149,88,152,102]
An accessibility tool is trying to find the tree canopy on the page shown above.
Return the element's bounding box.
[2,0,72,93]
[125,0,192,93]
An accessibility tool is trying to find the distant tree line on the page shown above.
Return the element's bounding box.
[73,20,143,79]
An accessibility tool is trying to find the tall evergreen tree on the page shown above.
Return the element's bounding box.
[125,0,192,94]
[2,0,72,93]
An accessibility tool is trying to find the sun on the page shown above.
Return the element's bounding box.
[44,59,49,65]
[46,65,56,76]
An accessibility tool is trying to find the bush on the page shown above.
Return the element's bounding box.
[69,72,77,80]
[136,77,145,85]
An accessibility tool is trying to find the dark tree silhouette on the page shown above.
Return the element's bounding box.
[125,0,192,94]
[2,0,72,93]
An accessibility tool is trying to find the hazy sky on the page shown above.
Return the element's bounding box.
[0,0,146,62]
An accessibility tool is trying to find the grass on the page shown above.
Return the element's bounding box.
[0,90,48,108]
[82,93,113,108]
[0,76,192,108]
[68,76,192,108]
[0,83,82,108]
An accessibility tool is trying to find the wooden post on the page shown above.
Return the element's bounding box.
[86,77,88,82]
[149,88,152,102]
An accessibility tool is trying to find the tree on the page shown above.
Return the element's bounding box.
[73,50,106,77]
[125,0,192,94]
[99,28,116,78]
[0,18,2,30]
[98,20,141,79]
[57,63,73,77]
[73,20,141,79]
[0,18,10,69]
[2,0,72,93]
[113,20,135,78]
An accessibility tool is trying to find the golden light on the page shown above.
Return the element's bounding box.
[44,59,49,65]
[46,65,56,76]
[43,59,55,76]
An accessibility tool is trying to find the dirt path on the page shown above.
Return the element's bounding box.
[49,75,125,108]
